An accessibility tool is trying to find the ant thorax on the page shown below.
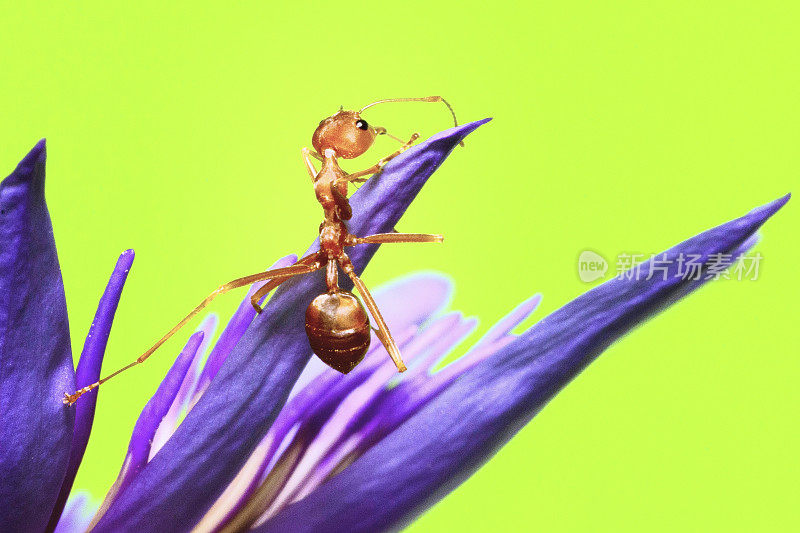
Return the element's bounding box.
[314,150,351,222]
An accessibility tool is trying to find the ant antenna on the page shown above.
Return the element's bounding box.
[373,126,407,144]
[360,96,463,146]
[360,96,458,127]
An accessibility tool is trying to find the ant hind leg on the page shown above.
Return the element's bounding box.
[337,253,406,372]
[250,253,325,313]
[64,253,324,405]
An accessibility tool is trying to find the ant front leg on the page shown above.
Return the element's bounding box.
[337,253,406,372]
[301,147,322,183]
[343,132,421,182]
[353,232,443,245]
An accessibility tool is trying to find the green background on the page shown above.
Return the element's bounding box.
[2,2,797,531]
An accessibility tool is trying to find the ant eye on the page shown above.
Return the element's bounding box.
[355,119,369,130]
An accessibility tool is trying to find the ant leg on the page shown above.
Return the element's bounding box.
[250,253,326,313]
[342,133,420,182]
[64,255,324,405]
[338,253,407,372]
[301,147,321,183]
[353,232,443,245]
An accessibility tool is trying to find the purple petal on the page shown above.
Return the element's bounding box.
[259,194,790,533]
[197,323,433,529]
[127,332,205,481]
[149,314,217,456]
[199,277,531,530]
[47,250,135,531]
[371,272,453,331]
[430,294,543,382]
[262,315,479,518]
[53,492,98,533]
[192,254,299,402]
[195,272,446,529]
[92,332,204,524]
[0,141,75,532]
[94,119,490,532]
[173,313,217,413]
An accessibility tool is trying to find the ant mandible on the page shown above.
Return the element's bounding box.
[65,96,459,405]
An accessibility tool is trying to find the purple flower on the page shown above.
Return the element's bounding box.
[0,124,789,533]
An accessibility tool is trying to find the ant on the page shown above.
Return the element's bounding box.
[65,96,460,405]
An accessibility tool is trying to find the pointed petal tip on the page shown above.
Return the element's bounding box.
[453,117,492,137]
[749,193,790,219]
[2,140,48,189]
[527,292,543,303]
[18,139,47,168]
[523,293,543,310]
[469,117,493,127]
[426,117,492,144]
[505,293,542,321]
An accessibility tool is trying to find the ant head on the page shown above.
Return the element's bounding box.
[312,109,376,159]
[312,97,460,159]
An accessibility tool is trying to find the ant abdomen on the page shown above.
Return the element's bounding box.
[305,291,371,374]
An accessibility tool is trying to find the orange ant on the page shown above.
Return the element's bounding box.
[65,96,459,405]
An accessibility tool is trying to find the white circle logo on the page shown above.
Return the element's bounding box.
[578,251,608,282]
